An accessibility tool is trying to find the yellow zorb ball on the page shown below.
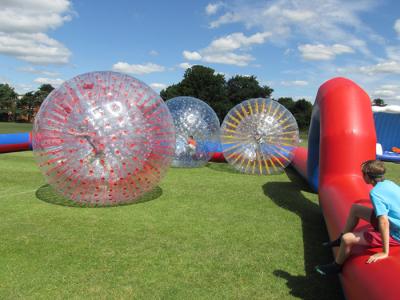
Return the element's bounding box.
[220,98,299,175]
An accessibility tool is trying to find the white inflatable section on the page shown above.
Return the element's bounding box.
[372,105,400,113]
[376,143,383,155]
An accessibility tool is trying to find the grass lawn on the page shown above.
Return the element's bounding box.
[0,122,32,134]
[1,122,399,299]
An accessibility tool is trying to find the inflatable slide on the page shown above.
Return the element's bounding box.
[291,77,400,300]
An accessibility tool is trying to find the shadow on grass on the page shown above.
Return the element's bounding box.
[35,184,163,208]
[263,168,344,300]
[285,166,315,194]
[205,162,242,174]
[206,162,287,175]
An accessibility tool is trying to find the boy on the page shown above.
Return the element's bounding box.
[315,160,400,275]
[187,135,197,154]
[187,135,197,151]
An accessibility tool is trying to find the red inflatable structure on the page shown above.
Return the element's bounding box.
[210,152,226,163]
[0,132,32,153]
[292,78,400,300]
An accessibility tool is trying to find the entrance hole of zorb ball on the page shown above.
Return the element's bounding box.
[220,98,299,175]
[32,71,176,206]
[166,96,220,168]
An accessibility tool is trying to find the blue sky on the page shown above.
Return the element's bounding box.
[0,0,399,104]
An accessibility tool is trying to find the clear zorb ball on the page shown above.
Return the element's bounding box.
[220,98,299,175]
[32,71,176,206]
[166,96,220,167]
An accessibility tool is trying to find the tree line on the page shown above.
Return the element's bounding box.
[161,65,313,130]
[0,65,315,130]
[0,83,54,122]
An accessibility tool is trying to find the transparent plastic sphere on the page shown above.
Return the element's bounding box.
[166,96,220,167]
[32,71,175,206]
[221,98,299,175]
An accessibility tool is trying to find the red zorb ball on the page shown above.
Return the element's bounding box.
[32,71,175,206]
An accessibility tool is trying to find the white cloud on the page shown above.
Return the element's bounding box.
[348,38,370,57]
[0,32,71,64]
[14,83,35,94]
[203,52,253,66]
[207,0,378,55]
[336,60,400,91]
[372,84,400,104]
[0,0,73,64]
[0,0,72,33]
[380,84,400,90]
[179,62,192,69]
[394,19,400,37]
[298,43,354,60]
[358,61,400,75]
[150,83,167,91]
[183,32,270,66]
[0,77,12,86]
[281,80,309,86]
[183,51,202,60]
[149,50,159,56]
[261,5,316,26]
[112,62,165,75]
[34,77,64,86]
[387,46,400,61]
[209,12,242,29]
[205,3,222,15]
[284,48,293,55]
[17,66,60,77]
[373,89,395,97]
[0,77,35,94]
[280,9,315,22]
[207,32,271,52]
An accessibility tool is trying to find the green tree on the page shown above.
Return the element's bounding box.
[292,99,313,130]
[160,66,275,121]
[37,84,54,94]
[277,97,295,111]
[180,65,227,102]
[160,65,228,120]
[35,84,54,104]
[17,84,54,122]
[160,83,181,100]
[227,75,273,106]
[372,98,385,106]
[0,83,18,121]
[17,92,37,122]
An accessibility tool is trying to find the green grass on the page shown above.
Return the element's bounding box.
[0,122,32,133]
[0,122,399,299]
[299,131,308,147]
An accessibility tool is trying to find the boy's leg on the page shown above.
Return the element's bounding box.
[342,204,373,233]
[335,231,369,265]
[316,231,369,275]
[323,204,373,247]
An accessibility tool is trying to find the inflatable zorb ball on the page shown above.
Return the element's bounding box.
[32,71,175,206]
[221,98,299,175]
[166,96,220,167]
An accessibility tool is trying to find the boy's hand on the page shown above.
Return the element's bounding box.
[367,252,388,263]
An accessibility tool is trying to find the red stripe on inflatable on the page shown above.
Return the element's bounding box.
[210,152,226,162]
[291,147,307,179]
[0,142,31,153]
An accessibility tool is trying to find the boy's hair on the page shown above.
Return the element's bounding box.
[361,160,386,181]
